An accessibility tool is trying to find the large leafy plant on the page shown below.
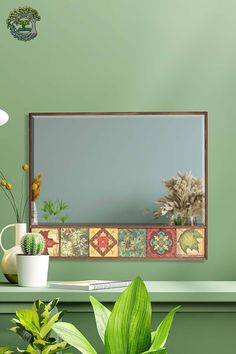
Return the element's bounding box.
[0,298,70,354]
[53,276,180,354]
[0,278,179,353]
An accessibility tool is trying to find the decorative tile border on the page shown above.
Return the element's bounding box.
[118,229,146,258]
[147,228,176,258]
[31,226,207,260]
[31,228,60,257]
[89,228,118,257]
[176,228,205,258]
[61,228,89,257]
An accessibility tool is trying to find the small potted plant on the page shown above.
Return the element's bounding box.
[16,232,49,287]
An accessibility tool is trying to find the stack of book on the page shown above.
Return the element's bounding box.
[49,280,131,291]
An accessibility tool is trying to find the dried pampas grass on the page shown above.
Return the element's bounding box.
[154,171,205,225]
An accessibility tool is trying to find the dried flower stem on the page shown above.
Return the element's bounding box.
[0,185,19,221]
[0,165,29,223]
[0,169,20,221]
[21,196,29,222]
[154,171,205,225]
[19,173,24,221]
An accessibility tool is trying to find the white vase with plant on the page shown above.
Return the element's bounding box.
[31,173,42,224]
[154,171,205,225]
[16,232,49,287]
[0,163,29,283]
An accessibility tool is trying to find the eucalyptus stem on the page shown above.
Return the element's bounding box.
[19,172,24,221]
[0,170,20,218]
[21,195,29,223]
[0,168,23,223]
[0,185,19,222]
[0,169,6,180]
[8,189,20,222]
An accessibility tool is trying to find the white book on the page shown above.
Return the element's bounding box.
[49,280,131,291]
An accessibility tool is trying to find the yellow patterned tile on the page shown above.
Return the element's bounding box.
[89,228,118,257]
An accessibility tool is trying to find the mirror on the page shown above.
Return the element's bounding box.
[29,112,207,228]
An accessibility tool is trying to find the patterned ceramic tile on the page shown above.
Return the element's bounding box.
[118,229,146,257]
[147,228,176,258]
[61,228,89,257]
[31,228,59,257]
[89,228,118,257]
[176,228,205,257]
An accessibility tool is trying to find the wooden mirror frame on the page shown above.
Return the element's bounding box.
[29,112,208,260]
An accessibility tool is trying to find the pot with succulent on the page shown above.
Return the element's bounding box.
[0,163,29,283]
[16,232,49,287]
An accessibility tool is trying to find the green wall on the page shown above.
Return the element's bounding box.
[0,0,235,281]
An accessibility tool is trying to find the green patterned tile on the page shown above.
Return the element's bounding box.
[61,228,89,257]
[118,229,146,257]
[176,228,205,257]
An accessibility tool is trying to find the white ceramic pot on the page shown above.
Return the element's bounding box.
[16,255,49,287]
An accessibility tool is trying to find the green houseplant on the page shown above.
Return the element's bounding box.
[53,276,179,354]
[16,232,49,287]
[0,298,70,353]
[0,277,179,353]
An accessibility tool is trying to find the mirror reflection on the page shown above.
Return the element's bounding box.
[30,113,206,226]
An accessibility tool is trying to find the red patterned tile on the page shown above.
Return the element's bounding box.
[89,228,118,257]
[32,228,59,257]
[147,228,176,258]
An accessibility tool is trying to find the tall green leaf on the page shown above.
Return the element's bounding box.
[0,347,14,354]
[46,298,60,313]
[42,341,69,354]
[33,300,46,326]
[52,322,97,354]
[31,304,40,330]
[15,310,40,337]
[33,298,60,327]
[41,299,60,326]
[40,310,65,338]
[104,276,151,354]
[10,324,33,343]
[149,306,180,351]
[16,345,35,354]
[141,348,168,354]
[89,296,111,343]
